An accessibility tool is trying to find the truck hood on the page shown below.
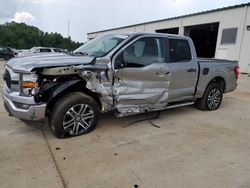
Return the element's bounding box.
[7,53,95,72]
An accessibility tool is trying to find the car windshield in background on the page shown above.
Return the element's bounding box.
[29,47,39,52]
[74,34,128,57]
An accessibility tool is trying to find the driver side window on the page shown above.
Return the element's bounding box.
[120,37,164,68]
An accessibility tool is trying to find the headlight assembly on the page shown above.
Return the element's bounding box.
[20,73,38,96]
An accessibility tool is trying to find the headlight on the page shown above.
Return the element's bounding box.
[20,73,38,96]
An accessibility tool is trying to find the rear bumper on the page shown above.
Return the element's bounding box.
[3,84,46,121]
[224,83,238,93]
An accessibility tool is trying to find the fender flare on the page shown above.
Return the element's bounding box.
[50,79,82,99]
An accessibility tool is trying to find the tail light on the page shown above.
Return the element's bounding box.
[234,66,239,80]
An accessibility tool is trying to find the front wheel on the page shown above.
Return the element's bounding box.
[49,92,99,138]
[195,83,223,111]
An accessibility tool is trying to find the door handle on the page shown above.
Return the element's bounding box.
[187,68,197,73]
[165,71,170,75]
[156,72,170,77]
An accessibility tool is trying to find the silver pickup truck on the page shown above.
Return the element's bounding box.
[3,33,239,138]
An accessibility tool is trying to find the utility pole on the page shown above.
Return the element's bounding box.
[67,21,70,38]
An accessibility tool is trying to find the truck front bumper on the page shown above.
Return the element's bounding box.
[3,85,46,121]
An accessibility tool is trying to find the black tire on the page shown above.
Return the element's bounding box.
[195,82,223,111]
[49,92,99,138]
[3,55,10,60]
[4,55,13,60]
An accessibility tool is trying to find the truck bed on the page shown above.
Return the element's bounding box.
[195,58,238,98]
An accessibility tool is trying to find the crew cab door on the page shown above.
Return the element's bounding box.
[165,38,199,102]
[113,36,170,110]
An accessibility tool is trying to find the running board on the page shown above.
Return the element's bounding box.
[116,101,194,118]
[166,101,194,109]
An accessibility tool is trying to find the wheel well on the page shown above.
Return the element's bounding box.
[209,76,226,92]
[46,81,102,114]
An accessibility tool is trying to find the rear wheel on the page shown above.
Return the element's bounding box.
[3,55,11,60]
[195,83,223,111]
[49,92,99,138]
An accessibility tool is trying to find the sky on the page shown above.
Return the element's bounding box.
[0,0,249,42]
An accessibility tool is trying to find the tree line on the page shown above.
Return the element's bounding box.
[0,22,83,51]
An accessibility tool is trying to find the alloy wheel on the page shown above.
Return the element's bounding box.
[207,88,222,110]
[63,104,94,136]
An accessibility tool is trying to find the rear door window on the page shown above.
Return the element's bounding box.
[168,39,192,62]
[54,48,63,52]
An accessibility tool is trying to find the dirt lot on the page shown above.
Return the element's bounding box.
[0,59,250,188]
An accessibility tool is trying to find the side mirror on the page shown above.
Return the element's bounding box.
[114,53,125,69]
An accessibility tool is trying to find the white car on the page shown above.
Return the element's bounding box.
[18,47,65,57]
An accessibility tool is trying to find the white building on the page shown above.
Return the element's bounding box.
[87,3,250,73]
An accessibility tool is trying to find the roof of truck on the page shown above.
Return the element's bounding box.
[109,32,190,40]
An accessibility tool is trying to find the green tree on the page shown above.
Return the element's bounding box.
[0,22,83,50]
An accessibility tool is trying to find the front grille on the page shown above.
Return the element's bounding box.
[3,70,11,89]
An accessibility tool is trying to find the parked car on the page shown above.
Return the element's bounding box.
[17,49,29,53]
[0,47,17,60]
[3,33,239,138]
[17,47,65,57]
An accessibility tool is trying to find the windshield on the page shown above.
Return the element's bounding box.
[74,34,128,57]
[29,47,39,52]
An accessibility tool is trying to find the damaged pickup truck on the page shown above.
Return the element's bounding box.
[3,33,239,138]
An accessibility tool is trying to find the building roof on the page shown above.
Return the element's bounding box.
[87,2,250,35]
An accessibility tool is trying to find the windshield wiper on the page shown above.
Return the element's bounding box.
[74,52,89,56]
